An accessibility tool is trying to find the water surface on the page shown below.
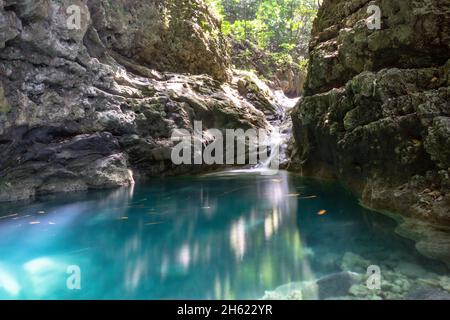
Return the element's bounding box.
[0,171,447,299]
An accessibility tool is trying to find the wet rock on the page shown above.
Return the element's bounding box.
[341,252,370,273]
[394,261,427,279]
[0,132,134,201]
[405,285,450,300]
[315,271,362,299]
[262,289,303,300]
[439,276,450,292]
[261,281,306,300]
[348,284,382,300]
[396,220,450,268]
[261,271,362,300]
[263,259,442,300]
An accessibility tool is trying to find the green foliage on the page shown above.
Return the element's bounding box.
[211,0,320,61]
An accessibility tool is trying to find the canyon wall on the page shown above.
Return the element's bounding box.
[290,0,450,265]
[0,0,275,202]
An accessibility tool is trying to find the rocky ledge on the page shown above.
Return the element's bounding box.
[289,0,450,266]
[0,0,278,202]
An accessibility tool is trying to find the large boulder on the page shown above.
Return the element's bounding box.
[87,0,231,82]
[304,0,450,95]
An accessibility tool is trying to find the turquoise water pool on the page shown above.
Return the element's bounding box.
[0,171,447,299]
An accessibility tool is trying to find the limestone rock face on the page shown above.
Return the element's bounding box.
[0,0,270,201]
[88,0,231,82]
[290,0,450,264]
[234,70,283,120]
[231,39,306,97]
[304,0,450,95]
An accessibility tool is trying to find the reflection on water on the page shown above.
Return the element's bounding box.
[0,171,447,299]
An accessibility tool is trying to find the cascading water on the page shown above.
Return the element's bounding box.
[218,89,299,175]
[255,90,299,171]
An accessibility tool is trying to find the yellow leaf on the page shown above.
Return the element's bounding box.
[145,221,165,226]
[299,195,317,199]
[0,213,18,220]
[286,193,301,197]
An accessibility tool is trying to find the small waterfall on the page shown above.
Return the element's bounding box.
[257,128,282,170]
[219,90,299,176]
[256,90,298,172]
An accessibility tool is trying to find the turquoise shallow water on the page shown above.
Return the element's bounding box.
[0,171,447,299]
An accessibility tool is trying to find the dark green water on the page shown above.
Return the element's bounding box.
[0,171,446,299]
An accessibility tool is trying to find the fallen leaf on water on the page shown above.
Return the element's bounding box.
[127,204,147,208]
[145,221,165,226]
[317,209,328,215]
[29,221,41,225]
[0,213,18,220]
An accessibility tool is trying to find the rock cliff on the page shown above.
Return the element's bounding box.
[231,39,306,97]
[0,0,273,202]
[290,0,450,265]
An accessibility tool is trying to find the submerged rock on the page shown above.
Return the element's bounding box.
[315,271,362,299]
[405,285,450,300]
[439,276,450,292]
[396,219,450,268]
[348,284,382,300]
[341,252,370,273]
[261,271,361,300]
[394,261,428,279]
